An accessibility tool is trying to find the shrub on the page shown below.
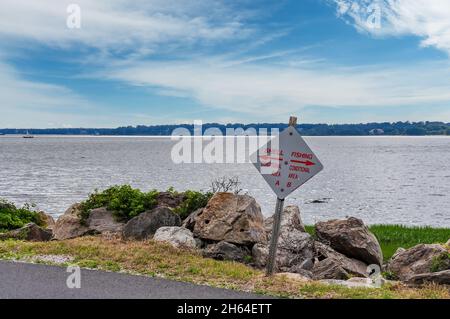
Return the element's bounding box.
[80,185,212,222]
[0,199,45,232]
[80,185,159,222]
[173,190,213,219]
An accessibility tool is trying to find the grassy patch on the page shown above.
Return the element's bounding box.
[0,199,45,232]
[369,225,450,261]
[305,224,450,261]
[0,237,448,299]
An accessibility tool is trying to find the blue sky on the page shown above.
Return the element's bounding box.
[1,0,450,128]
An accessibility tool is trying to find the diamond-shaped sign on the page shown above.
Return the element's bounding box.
[252,126,323,199]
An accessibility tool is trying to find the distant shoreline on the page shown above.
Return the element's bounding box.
[1,121,449,136]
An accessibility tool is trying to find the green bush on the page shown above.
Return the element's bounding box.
[0,199,44,232]
[80,185,159,222]
[173,190,213,219]
[80,185,212,222]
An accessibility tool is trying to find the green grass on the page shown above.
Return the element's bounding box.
[305,224,450,261]
[0,237,448,299]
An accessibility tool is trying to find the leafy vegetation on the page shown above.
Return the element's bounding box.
[430,252,450,273]
[173,190,212,219]
[80,185,212,222]
[305,224,450,261]
[0,237,448,299]
[0,199,45,232]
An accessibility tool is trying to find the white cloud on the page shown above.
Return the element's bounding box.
[331,0,450,55]
[0,0,251,55]
[101,57,450,118]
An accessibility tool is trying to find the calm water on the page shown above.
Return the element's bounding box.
[0,135,449,227]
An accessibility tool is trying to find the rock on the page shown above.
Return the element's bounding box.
[193,193,266,245]
[387,244,449,281]
[313,258,352,280]
[53,204,90,240]
[156,192,185,209]
[251,232,315,273]
[251,206,314,273]
[87,207,124,234]
[203,241,250,262]
[37,212,56,230]
[182,208,203,231]
[0,223,52,242]
[406,270,450,286]
[123,207,181,240]
[315,217,383,265]
[392,247,406,260]
[264,205,306,234]
[312,242,368,280]
[153,226,197,249]
[446,239,450,247]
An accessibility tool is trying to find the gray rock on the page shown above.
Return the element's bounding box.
[0,223,52,242]
[406,270,450,286]
[53,203,90,240]
[182,208,203,231]
[193,193,266,245]
[312,241,368,280]
[153,226,197,249]
[319,278,377,289]
[123,207,181,240]
[264,205,306,234]
[315,217,383,265]
[156,192,185,209]
[387,244,448,281]
[251,232,315,273]
[87,207,125,234]
[203,241,250,262]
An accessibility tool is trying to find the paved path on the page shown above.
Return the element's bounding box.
[0,260,267,299]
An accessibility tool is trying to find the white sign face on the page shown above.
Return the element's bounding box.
[252,126,323,199]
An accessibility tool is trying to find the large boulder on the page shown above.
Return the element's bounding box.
[387,244,448,281]
[264,205,306,234]
[86,207,125,234]
[252,205,313,273]
[37,212,56,230]
[406,270,450,286]
[53,204,90,240]
[123,207,181,240]
[252,206,314,273]
[203,241,250,263]
[156,192,185,209]
[153,226,197,249]
[193,193,266,245]
[315,217,383,265]
[311,242,368,280]
[182,208,203,231]
[0,223,52,242]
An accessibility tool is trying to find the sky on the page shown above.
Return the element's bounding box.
[1,0,450,128]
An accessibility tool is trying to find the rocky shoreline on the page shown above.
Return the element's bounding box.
[1,192,449,288]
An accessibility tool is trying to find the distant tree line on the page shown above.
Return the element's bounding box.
[1,121,449,136]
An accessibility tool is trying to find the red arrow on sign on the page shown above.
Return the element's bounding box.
[290,159,316,166]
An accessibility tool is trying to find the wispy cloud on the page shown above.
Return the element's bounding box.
[102,57,450,118]
[331,0,450,55]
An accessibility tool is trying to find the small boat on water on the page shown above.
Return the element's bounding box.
[23,131,34,138]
